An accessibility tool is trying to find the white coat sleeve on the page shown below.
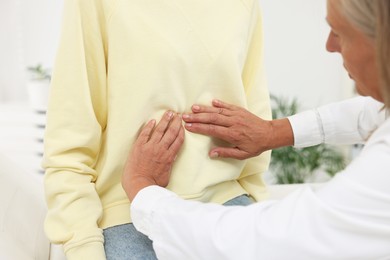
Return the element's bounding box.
[131,116,390,260]
[132,162,390,260]
[288,96,385,147]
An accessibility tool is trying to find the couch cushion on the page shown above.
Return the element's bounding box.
[0,153,50,260]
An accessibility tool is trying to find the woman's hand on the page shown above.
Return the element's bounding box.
[122,111,185,202]
[182,99,293,160]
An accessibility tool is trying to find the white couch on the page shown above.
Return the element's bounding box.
[0,153,320,260]
[0,154,66,260]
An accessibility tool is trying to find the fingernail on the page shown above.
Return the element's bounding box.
[182,114,190,119]
[167,111,173,118]
[210,151,219,158]
[192,105,200,111]
[185,123,192,127]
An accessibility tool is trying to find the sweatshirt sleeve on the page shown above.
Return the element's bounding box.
[42,0,110,259]
[238,1,272,201]
[288,96,386,148]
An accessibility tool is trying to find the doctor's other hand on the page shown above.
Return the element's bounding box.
[182,99,294,160]
[122,111,185,202]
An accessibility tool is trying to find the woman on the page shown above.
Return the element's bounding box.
[43,0,271,259]
[123,0,390,259]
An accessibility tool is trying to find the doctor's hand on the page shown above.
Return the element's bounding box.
[122,111,184,202]
[182,99,293,160]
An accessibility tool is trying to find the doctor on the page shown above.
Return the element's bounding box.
[122,0,390,259]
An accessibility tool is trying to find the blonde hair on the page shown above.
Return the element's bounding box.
[340,0,390,107]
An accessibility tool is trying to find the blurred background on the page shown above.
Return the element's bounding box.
[0,0,356,182]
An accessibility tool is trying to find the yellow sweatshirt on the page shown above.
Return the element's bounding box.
[43,0,271,259]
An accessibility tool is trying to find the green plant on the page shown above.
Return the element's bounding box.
[270,95,346,184]
[27,64,51,81]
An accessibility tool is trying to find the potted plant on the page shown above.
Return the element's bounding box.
[269,95,346,184]
[26,64,51,112]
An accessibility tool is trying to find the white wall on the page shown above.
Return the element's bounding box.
[260,0,351,109]
[0,0,63,102]
[0,0,351,107]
